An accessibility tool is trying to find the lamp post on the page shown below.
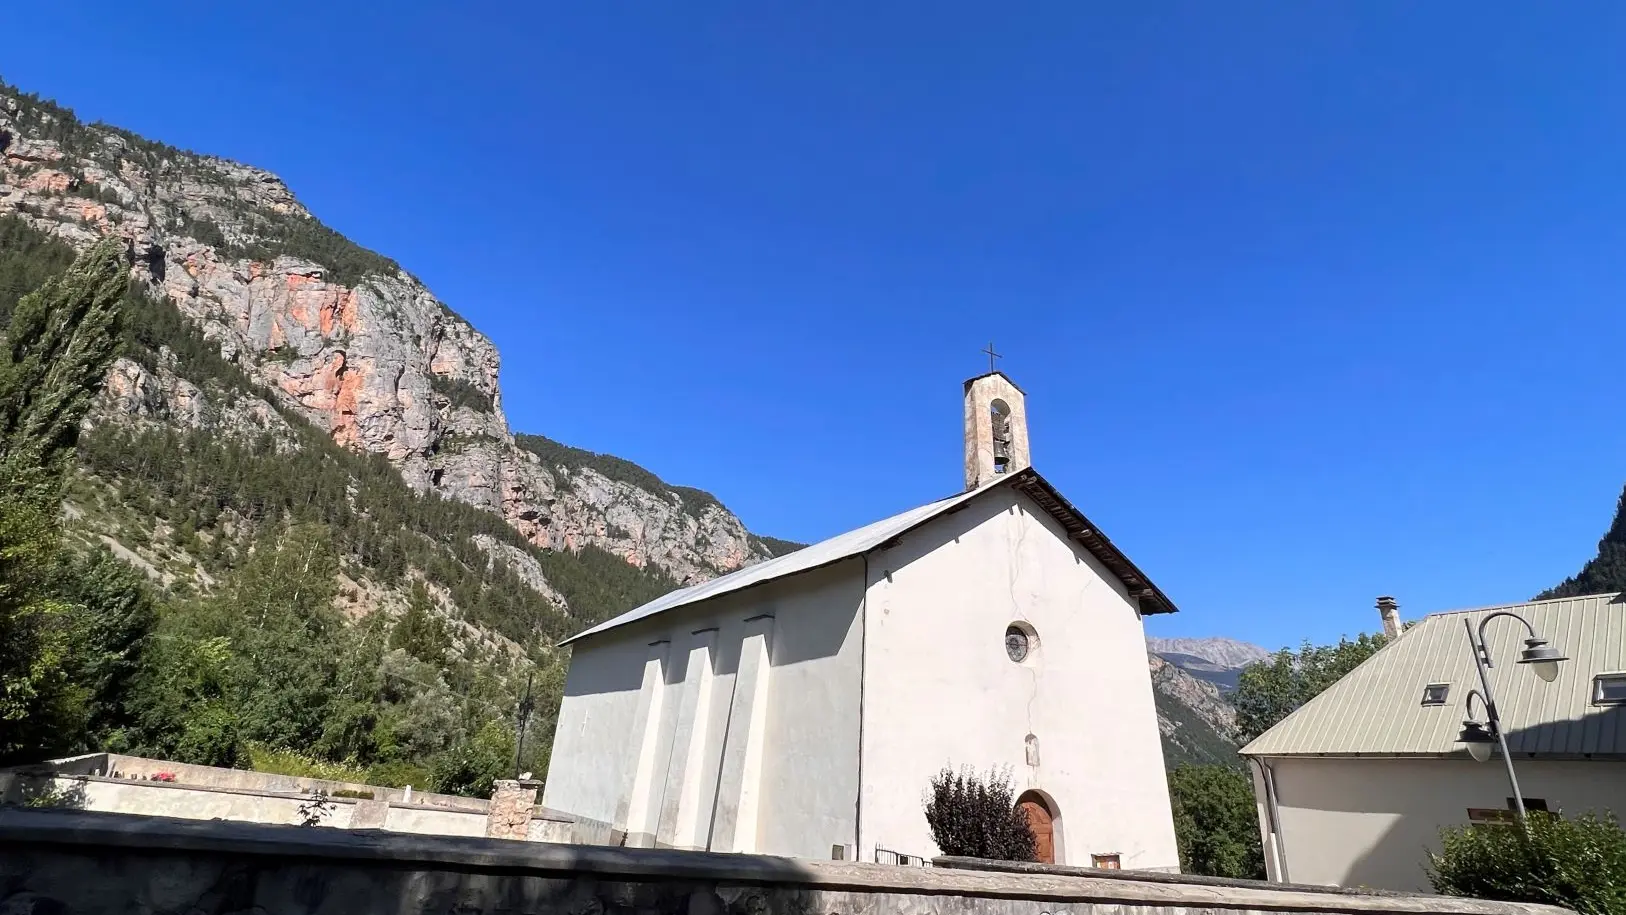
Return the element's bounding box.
[1457,612,1568,829]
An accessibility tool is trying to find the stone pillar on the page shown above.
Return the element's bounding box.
[485,779,541,840]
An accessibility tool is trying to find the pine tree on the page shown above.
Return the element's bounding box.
[0,236,128,760]
[0,234,127,506]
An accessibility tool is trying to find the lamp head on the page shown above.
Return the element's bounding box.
[1459,720,1496,763]
[1517,638,1567,683]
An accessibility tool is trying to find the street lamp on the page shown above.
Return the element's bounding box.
[1455,612,1568,827]
[1457,691,1496,763]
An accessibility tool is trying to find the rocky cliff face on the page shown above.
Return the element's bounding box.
[1148,654,1240,767]
[0,85,770,591]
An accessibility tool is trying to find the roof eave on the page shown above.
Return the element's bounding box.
[1008,469,1178,615]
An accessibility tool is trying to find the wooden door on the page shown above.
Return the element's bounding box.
[1018,795,1054,864]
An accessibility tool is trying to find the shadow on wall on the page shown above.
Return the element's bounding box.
[1336,808,1436,893]
[0,775,88,811]
[1331,705,1626,893]
[5,808,1559,915]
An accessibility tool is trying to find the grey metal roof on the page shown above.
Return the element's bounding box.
[1240,593,1626,759]
[560,467,1176,646]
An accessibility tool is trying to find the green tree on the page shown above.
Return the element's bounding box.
[0,236,127,761]
[51,547,159,747]
[923,766,1037,862]
[1233,634,1388,745]
[1429,811,1626,915]
[430,719,515,798]
[1542,483,1626,600]
[390,583,451,667]
[0,235,126,504]
[121,626,243,767]
[1167,764,1265,879]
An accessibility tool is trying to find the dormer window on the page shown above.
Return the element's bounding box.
[1593,673,1626,705]
[1421,683,1450,706]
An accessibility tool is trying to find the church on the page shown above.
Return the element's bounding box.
[542,371,1181,870]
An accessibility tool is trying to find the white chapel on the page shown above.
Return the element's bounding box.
[542,371,1181,869]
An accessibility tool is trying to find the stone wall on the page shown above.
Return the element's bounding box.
[0,809,1574,915]
[4,752,488,811]
[0,755,609,845]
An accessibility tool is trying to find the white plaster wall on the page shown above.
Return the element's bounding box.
[1255,756,1626,891]
[542,560,866,859]
[542,631,651,827]
[859,488,1178,870]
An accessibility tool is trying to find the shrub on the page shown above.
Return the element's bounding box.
[1428,811,1626,915]
[245,742,369,783]
[923,765,1036,861]
[366,759,432,791]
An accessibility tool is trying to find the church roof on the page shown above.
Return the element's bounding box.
[560,467,1176,646]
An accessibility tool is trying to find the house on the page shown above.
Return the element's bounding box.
[1241,593,1626,892]
[541,371,1182,869]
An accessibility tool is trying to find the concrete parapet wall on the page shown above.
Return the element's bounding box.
[0,754,618,845]
[0,809,1574,915]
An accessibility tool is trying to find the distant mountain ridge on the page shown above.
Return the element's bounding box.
[1145,637,1270,668]
[1146,636,1268,698]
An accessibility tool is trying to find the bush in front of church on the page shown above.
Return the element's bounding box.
[924,765,1037,861]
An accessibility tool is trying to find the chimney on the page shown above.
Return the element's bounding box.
[1376,596,1402,639]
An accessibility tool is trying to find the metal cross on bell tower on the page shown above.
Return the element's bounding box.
[982,341,1002,373]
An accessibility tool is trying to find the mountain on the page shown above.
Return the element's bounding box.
[1,77,1222,781]
[1146,636,1269,695]
[1144,637,1263,765]
[1146,636,1271,669]
[1149,655,1239,767]
[0,81,783,597]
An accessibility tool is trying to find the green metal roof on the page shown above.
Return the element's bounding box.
[1240,593,1626,759]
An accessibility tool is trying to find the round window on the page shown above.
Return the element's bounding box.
[1005,624,1033,663]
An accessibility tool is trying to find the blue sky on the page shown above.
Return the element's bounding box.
[9,2,1626,648]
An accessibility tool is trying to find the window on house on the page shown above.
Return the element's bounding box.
[1421,683,1450,706]
[1468,799,1549,826]
[1092,853,1121,869]
[1593,673,1626,705]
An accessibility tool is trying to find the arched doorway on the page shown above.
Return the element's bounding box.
[1016,791,1055,864]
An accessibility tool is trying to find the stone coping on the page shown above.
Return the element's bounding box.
[936,857,1405,897]
[12,772,576,820]
[0,810,1571,915]
[3,752,491,812]
[16,773,445,815]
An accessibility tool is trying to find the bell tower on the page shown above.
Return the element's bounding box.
[964,361,1030,491]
